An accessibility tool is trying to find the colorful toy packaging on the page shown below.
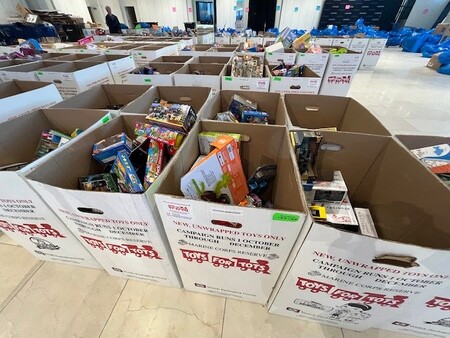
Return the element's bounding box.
[147,98,196,132]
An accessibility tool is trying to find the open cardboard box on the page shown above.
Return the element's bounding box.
[0,59,37,69]
[349,38,370,54]
[173,63,226,95]
[59,45,104,54]
[319,47,363,96]
[269,131,450,336]
[295,51,330,78]
[200,90,287,125]
[49,53,101,62]
[180,45,213,57]
[50,84,151,113]
[154,120,308,304]
[206,46,238,57]
[191,56,231,64]
[131,44,179,66]
[126,63,188,86]
[266,48,298,66]
[359,38,388,71]
[268,65,322,95]
[0,61,66,82]
[150,55,193,63]
[0,108,116,269]
[222,64,270,92]
[35,62,114,99]
[121,86,212,118]
[104,43,147,55]
[0,80,62,123]
[24,113,190,287]
[76,54,137,84]
[284,94,390,136]
[396,134,450,190]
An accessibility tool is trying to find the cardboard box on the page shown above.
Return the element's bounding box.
[268,66,322,95]
[359,38,388,70]
[180,45,213,57]
[295,52,330,78]
[104,44,146,56]
[59,45,104,54]
[48,53,101,62]
[396,134,450,189]
[205,46,238,57]
[319,48,363,96]
[174,63,226,96]
[150,55,193,63]
[76,54,136,84]
[51,84,151,114]
[154,121,308,303]
[349,38,370,54]
[230,36,247,44]
[24,113,199,287]
[36,62,114,99]
[312,37,334,46]
[0,108,115,269]
[215,36,231,44]
[434,23,450,35]
[121,86,212,118]
[131,44,179,66]
[263,37,277,46]
[0,61,66,82]
[126,63,188,86]
[0,80,62,123]
[191,56,231,65]
[222,65,270,92]
[269,132,450,337]
[427,53,442,70]
[331,38,352,49]
[266,48,298,66]
[0,59,38,69]
[284,94,390,135]
[201,90,287,125]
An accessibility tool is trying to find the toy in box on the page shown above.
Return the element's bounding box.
[198,131,242,155]
[411,143,450,174]
[312,196,358,232]
[35,130,71,160]
[111,150,144,193]
[146,98,196,132]
[228,94,258,121]
[78,173,119,192]
[144,139,165,189]
[241,111,269,124]
[181,135,249,204]
[303,170,348,204]
[135,121,185,155]
[92,132,133,164]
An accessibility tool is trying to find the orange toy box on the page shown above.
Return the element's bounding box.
[180,135,248,205]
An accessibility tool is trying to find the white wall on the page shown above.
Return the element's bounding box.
[50,0,92,23]
[25,0,54,10]
[405,0,449,29]
[278,0,325,31]
[0,0,27,23]
[129,0,189,28]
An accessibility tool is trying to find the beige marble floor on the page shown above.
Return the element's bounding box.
[0,49,447,338]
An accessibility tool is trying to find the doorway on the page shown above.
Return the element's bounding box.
[87,6,95,23]
[125,6,137,28]
[247,0,276,33]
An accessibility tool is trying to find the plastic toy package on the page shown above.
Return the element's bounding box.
[230,53,264,78]
[217,94,269,124]
[147,98,196,132]
[34,130,72,160]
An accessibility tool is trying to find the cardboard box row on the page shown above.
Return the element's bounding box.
[1,84,449,336]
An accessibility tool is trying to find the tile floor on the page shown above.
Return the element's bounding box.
[0,48,448,338]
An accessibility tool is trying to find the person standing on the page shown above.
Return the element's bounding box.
[105,6,122,34]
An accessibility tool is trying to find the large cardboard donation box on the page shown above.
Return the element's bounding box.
[174,63,226,95]
[77,54,137,84]
[0,80,62,123]
[319,49,363,96]
[126,63,187,86]
[25,87,212,286]
[222,65,270,92]
[0,61,65,82]
[50,84,151,114]
[269,132,450,338]
[284,94,390,136]
[0,108,116,269]
[295,52,330,78]
[359,38,388,70]
[201,90,287,126]
[268,66,322,95]
[36,62,114,99]
[154,121,309,304]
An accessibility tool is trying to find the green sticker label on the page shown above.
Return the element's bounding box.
[274,77,282,81]
[138,52,143,55]
[300,53,305,56]
[144,78,152,83]
[101,114,111,124]
[272,213,300,222]
[268,52,273,56]
[37,72,43,75]
[225,76,232,81]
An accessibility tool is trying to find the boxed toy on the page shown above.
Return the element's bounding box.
[147,98,196,132]
[312,195,358,232]
[410,143,450,174]
[112,150,145,193]
[303,171,348,204]
[198,131,242,155]
[78,173,119,192]
[92,132,133,164]
[181,135,249,205]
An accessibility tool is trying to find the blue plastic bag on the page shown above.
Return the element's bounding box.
[437,63,450,75]
[402,32,429,52]
[438,51,450,64]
